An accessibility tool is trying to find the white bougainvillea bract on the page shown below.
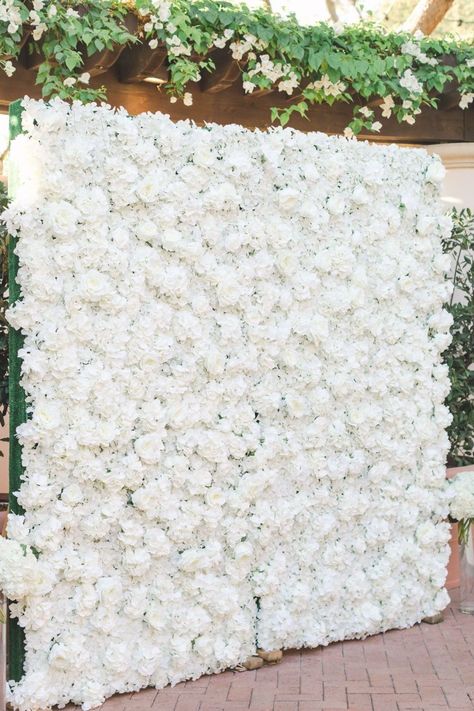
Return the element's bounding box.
[4,99,453,710]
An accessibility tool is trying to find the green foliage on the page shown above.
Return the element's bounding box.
[0,1,472,133]
[442,209,474,467]
[30,1,134,102]
[0,182,7,432]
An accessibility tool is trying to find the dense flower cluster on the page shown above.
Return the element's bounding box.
[4,99,453,710]
[0,538,45,600]
[449,471,474,522]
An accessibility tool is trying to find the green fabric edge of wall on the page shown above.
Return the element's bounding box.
[8,98,26,684]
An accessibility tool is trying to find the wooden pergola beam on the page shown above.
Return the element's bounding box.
[200,50,241,94]
[117,43,169,84]
[1,64,472,144]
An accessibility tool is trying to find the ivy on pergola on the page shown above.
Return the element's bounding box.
[0,0,472,136]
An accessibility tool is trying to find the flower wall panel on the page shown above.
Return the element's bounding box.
[4,99,453,710]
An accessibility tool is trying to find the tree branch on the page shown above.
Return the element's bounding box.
[326,0,339,22]
[400,0,455,35]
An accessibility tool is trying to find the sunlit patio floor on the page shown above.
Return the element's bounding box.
[70,589,474,711]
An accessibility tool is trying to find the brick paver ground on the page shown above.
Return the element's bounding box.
[92,589,474,711]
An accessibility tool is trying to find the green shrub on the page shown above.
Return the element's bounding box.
[442,208,474,467]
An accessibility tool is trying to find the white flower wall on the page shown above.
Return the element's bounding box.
[4,99,453,711]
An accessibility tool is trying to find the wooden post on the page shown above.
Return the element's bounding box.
[7,98,26,683]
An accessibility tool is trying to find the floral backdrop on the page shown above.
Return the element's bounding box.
[3,99,453,710]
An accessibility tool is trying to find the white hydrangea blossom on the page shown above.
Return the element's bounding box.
[449,472,474,522]
[0,538,51,599]
[4,98,452,711]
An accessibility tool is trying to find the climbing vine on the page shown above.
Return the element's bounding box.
[0,1,473,133]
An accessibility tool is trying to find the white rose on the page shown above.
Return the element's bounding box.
[49,643,71,671]
[140,353,161,371]
[368,462,391,482]
[206,488,226,507]
[122,587,148,619]
[426,160,445,183]
[197,432,228,463]
[352,185,370,204]
[134,432,165,464]
[137,174,160,202]
[161,228,183,251]
[94,419,117,446]
[80,270,113,301]
[136,220,158,242]
[96,576,123,606]
[277,250,297,274]
[216,279,243,307]
[124,547,151,575]
[104,643,129,673]
[260,352,275,369]
[48,200,80,236]
[428,310,453,333]
[193,144,214,167]
[144,528,172,556]
[139,399,165,430]
[194,635,214,657]
[61,483,83,505]
[74,583,98,617]
[286,394,306,418]
[146,600,166,631]
[205,348,225,376]
[326,195,346,215]
[179,548,205,572]
[278,188,299,212]
[310,314,329,342]
[432,253,452,275]
[416,214,434,235]
[131,483,162,514]
[179,164,209,190]
[313,250,332,271]
[33,400,62,431]
[159,265,189,296]
[234,541,253,561]
[118,519,144,546]
[111,225,130,248]
[225,232,244,252]
[6,514,29,543]
[281,347,298,368]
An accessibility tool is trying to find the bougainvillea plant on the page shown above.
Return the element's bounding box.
[0,0,472,135]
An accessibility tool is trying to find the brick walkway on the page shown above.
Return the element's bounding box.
[95,590,474,711]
